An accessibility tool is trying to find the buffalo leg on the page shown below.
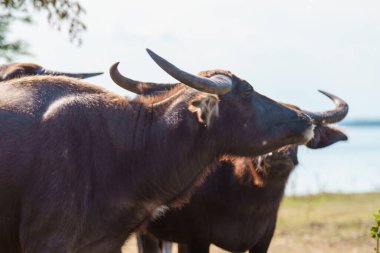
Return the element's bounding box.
[161,241,172,253]
[136,234,161,253]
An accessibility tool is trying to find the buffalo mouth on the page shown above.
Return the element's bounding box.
[268,119,314,150]
[265,146,298,166]
[265,153,296,169]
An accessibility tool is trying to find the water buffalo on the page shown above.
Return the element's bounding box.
[108,65,348,253]
[135,95,348,253]
[139,126,348,253]
[0,49,315,253]
[0,62,103,81]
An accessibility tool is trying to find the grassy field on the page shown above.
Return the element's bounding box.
[122,192,380,253]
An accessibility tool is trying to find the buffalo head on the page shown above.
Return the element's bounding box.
[255,92,348,185]
[110,49,347,157]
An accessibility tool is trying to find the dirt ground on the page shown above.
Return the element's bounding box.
[122,192,380,253]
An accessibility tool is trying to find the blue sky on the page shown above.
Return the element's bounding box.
[8,0,380,120]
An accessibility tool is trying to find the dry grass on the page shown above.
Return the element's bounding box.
[122,192,380,253]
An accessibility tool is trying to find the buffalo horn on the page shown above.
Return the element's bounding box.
[146,49,232,95]
[35,68,103,79]
[109,62,174,94]
[304,90,349,124]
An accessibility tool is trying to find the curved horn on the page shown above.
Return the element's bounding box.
[109,62,174,95]
[146,49,232,95]
[35,68,103,79]
[303,90,349,124]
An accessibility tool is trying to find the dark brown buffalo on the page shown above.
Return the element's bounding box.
[138,125,348,253]
[108,68,348,253]
[134,97,348,253]
[0,62,103,81]
[0,49,318,253]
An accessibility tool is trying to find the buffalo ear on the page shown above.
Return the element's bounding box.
[306,125,348,149]
[188,95,219,126]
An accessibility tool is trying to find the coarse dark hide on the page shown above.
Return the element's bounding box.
[0,49,313,253]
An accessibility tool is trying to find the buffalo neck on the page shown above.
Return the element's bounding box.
[216,157,294,209]
[102,91,223,214]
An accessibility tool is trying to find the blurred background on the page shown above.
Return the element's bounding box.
[1,0,379,252]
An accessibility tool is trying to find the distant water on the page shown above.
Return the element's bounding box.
[286,126,380,195]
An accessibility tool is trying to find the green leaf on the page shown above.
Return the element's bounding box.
[1,0,86,60]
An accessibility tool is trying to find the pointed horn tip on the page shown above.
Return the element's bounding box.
[146,48,153,54]
[318,90,334,98]
[318,90,339,101]
[77,72,104,79]
[91,72,104,76]
[318,89,348,107]
[146,49,161,60]
[146,49,163,62]
[110,62,120,72]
